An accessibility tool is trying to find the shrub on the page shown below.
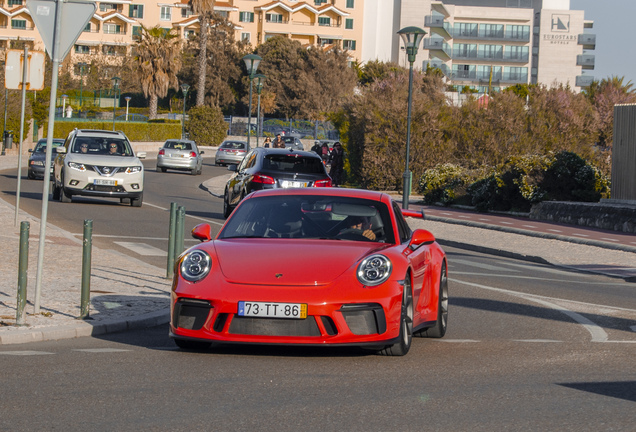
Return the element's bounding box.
[540,151,609,202]
[186,106,227,146]
[418,163,469,205]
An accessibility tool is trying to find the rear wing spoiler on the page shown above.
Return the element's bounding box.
[401,208,426,220]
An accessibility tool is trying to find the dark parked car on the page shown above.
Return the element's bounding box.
[223,147,332,218]
[28,138,65,179]
[282,136,304,151]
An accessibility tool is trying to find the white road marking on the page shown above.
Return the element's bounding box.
[514,339,562,343]
[0,351,55,356]
[601,237,619,242]
[451,258,520,272]
[500,221,513,225]
[572,233,589,237]
[458,215,471,219]
[548,229,562,233]
[114,242,167,257]
[437,339,480,343]
[144,202,224,226]
[449,272,627,285]
[523,225,537,228]
[451,278,610,342]
[73,348,131,353]
[478,218,490,221]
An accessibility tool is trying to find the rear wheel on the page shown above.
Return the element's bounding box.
[52,183,61,200]
[190,168,197,176]
[416,262,448,338]
[380,276,413,356]
[174,338,211,350]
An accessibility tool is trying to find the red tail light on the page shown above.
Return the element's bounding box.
[313,178,332,187]
[252,173,275,184]
[189,151,197,158]
[159,149,165,155]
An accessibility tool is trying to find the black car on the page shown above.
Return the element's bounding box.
[28,138,65,179]
[223,147,332,218]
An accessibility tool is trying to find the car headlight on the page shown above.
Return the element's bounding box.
[180,250,211,282]
[357,254,392,286]
[68,162,86,171]
[126,166,142,174]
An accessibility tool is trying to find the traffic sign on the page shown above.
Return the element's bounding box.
[4,50,46,90]
[27,0,96,62]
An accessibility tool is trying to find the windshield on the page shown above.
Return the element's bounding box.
[164,141,192,150]
[219,195,395,243]
[263,154,325,174]
[34,140,64,152]
[72,137,134,156]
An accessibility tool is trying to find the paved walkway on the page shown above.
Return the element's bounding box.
[1,155,634,345]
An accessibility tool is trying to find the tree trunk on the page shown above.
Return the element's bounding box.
[196,17,208,106]
[149,93,158,120]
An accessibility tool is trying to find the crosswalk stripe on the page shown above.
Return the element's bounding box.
[0,351,55,355]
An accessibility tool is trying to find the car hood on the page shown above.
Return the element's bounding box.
[212,239,389,286]
[67,154,142,166]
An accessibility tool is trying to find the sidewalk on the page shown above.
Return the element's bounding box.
[0,155,634,346]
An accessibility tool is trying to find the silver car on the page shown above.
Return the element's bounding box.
[52,129,146,207]
[215,140,249,166]
[156,139,203,175]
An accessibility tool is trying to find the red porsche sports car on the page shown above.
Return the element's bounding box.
[170,188,448,356]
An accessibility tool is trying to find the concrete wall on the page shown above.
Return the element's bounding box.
[530,201,636,233]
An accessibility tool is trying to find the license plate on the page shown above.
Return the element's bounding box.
[281,181,307,188]
[238,301,307,319]
[94,179,117,186]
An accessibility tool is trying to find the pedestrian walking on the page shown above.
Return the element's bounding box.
[329,142,344,187]
[273,134,285,148]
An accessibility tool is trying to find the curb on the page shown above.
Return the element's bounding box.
[0,308,170,346]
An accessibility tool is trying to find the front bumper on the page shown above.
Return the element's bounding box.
[62,168,144,198]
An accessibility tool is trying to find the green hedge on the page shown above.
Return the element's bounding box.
[44,121,181,141]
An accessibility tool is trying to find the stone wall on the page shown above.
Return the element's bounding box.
[530,201,636,233]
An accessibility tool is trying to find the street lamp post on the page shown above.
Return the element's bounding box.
[242,54,262,148]
[125,96,131,121]
[180,83,190,139]
[397,26,427,210]
[77,62,87,114]
[111,76,120,131]
[254,74,265,146]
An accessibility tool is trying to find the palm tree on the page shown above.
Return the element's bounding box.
[189,0,216,106]
[134,25,182,119]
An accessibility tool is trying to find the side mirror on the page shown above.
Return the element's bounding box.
[228,164,237,172]
[56,147,67,154]
[28,149,34,153]
[137,151,147,159]
[409,229,436,249]
[191,223,212,242]
[200,150,205,155]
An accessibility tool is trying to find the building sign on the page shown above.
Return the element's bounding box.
[551,14,570,32]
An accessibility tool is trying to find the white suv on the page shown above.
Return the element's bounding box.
[53,129,146,207]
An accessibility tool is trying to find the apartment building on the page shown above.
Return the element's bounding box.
[0,0,365,69]
[362,0,595,92]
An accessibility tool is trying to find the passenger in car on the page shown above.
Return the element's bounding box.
[108,142,121,155]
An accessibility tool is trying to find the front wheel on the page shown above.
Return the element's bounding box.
[223,190,232,218]
[60,187,72,203]
[380,276,413,356]
[131,194,143,207]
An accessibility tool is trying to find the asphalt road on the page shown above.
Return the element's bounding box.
[0,156,227,269]
[1,247,635,431]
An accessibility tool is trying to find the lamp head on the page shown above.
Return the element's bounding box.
[112,76,121,88]
[242,53,262,76]
[181,83,190,95]
[397,26,427,63]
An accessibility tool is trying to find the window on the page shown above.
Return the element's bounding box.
[453,43,477,58]
[346,0,354,8]
[504,66,528,81]
[99,3,116,12]
[84,22,92,32]
[11,19,26,29]
[103,45,117,56]
[318,17,331,26]
[8,0,23,5]
[319,38,334,46]
[160,6,171,20]
[505,45,528,60]
[129,4,144,19]
[103,23,121,34]
[132,26,141,40]
[345,18,353,29]
[479,24,503,38]
[75,45,91,54]
[507,25,529,40]
[266,13,283,23]
[185,30,196,39]
[454,23,477,38]
[241,32,251,43]
[343,40,356,50]
[477,65,501,80]
[314,0,328,5]
[478,44,503,59]
[181,8,193,18]
[239,12,254,23]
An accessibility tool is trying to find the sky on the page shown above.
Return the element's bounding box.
[570,0,636,85]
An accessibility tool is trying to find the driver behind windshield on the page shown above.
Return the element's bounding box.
[343,215,376,241]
